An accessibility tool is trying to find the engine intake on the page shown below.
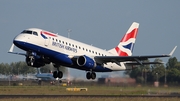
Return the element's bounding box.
[26,51,45,67]
[77,55,96,69]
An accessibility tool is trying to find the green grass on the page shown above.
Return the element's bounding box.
[0,85,179,95]
[0,86,180,101]
[1,97,180,101]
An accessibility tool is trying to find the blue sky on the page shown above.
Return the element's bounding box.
[0,1,179,78]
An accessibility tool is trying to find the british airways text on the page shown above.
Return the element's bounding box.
[52,42,77,53]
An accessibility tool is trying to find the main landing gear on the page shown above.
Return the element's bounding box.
[86,72,96,80]
[53,71,63,78]
[53,65,63,79]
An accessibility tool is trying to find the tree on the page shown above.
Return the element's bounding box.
[166,57,178,69]
[167,68,180,83]
[150,58,165,82]
[166,57,180,83]
[129,60,151,84]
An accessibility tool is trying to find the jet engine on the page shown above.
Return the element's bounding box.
[26,51,45,67]
[77,55,96,69]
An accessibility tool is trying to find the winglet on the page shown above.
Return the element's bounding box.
[8,44,15,53]
[169,46,177,56]
[8,43,26,56]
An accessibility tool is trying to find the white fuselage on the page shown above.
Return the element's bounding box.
[13,28,128,72]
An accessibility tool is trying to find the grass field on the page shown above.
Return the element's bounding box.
[0,85,179,101]
[0,85,179,95]
[1,97,180,101]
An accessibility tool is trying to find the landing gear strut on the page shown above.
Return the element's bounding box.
[86,72,96,80]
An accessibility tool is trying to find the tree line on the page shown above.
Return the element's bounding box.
[0,61,67,76]
[128,57,180,84]
[0,57,180,84]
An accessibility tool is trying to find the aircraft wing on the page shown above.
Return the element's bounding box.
[94,46,177,65]
[8,44,26,56]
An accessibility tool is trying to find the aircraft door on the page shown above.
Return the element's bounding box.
[44,38,50,46]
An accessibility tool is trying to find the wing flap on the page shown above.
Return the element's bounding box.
[94,54,170,63]
[125,61,164,65]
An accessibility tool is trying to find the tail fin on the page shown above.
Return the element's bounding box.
[108,22,139,56]
[37,68,41,74]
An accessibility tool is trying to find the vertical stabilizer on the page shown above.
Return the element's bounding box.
[37,68,41,74]
[108,22,139,56]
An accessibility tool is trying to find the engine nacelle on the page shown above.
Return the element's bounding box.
[77,55,96,69]
[26,56,45,67]
[26,52,45,67]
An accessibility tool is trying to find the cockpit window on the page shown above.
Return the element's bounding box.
[21,30,32,34]
[33,32,38,36]
[21,30,38,36]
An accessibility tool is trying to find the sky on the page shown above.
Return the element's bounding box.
[0,1,179,78]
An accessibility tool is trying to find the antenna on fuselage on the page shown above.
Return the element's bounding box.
[67,29,72,38]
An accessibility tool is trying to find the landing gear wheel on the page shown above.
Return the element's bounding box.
[86,72,96,80]
[38,80,42,85]
[86,72,91,80]
[91,72,96,80]
[53,71,58,78]
[26,57,31,66]
[58,71,63,78]
[53,64,64,79]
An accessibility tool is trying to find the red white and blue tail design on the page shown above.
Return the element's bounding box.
[108,22,139,56]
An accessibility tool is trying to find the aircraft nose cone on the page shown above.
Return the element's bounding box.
[13,39,21,46]
[13,39,24,49]
[13,35,26,49]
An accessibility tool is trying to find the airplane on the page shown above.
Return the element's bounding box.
[35,68,56,81]
[35,68,70,84]
[8,22,177,80]
[35,68,58,84]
